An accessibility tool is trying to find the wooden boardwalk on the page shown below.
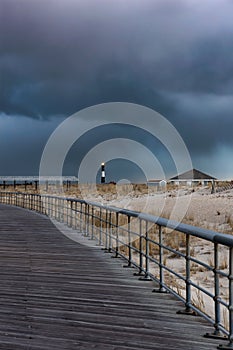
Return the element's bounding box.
[0,204,221,350]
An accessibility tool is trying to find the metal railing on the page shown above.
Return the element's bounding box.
[0,191,232,349]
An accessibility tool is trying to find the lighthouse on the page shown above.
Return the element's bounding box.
[101,162,106,184]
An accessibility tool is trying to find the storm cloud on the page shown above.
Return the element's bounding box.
[0,0,233,178]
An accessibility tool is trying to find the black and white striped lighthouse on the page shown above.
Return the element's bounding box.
[101,162,106,184]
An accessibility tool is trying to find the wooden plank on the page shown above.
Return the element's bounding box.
[0,204,222,349]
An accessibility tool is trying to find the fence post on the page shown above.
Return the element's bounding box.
[177,234,196,315]
[139,221,152,280]
[134,219,144,276]
[103,209,108,250]
[97,207,103,246]
[108,211,112,252]
[90,206,94,240]
[112,212,120,258]
[123,216,133,268]
[218,247,233,349]
[104,211,112,253]
[74,201,78,230]
[70,200,74,228]
[80,203,83,232]
[205,243,226,339]
[86,204,90,237]
[83,203,89,237]
[153,225,167,292]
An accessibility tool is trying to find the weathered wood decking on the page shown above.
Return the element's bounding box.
[0,204,221,349]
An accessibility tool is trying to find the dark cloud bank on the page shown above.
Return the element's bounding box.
[0,0,233,179]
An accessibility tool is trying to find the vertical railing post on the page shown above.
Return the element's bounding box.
[124,216,133,268]
[139,221,151,280]
[128,216,131,266]
[218,248,233,349]
[83,202,86,233]
[55,197,58,220]
[74,201,78,230]
[35,194,37,212]
[112,212,119,258]
[50,197,53,217]
[47,196,50,217]
[186,234,191,311]
[134,218,144,276]
[86,204,90,237]
[36,194,38,212]
[60,197,63,221]
[39,194,42,216]
[205,243,225,339]
[83,203,89,237]
[56,198,60,221]
[58,198,62,222]
[73,200,77,228]
[228,248,233,346]
[104,210,112,252]
[67,199,70,226]
[70,200,74,227]
[52,197,54,218]
[66,198,68,223]
[108,211,112,252]
[153,225,167,292]
[98,207,103,246]
[90,206,94,240]
[80,203,83,232]
[40,195,43,214]
[177,234,195,315]
[104,209,108,250]
[69,200,72,227]
[34,194,36,211]
[59,197,62,221]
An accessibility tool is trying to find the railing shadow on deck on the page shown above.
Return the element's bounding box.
[0,191,232,350]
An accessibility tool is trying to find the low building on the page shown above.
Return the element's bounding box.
[147,179,167,187]
[169,168,216,186]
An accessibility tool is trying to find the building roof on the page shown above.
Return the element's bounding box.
[147,179,163,182]
[170,168,216,180]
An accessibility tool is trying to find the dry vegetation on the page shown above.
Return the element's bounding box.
[1,181,232,234]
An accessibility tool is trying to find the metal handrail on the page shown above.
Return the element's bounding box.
[0,191,232,349]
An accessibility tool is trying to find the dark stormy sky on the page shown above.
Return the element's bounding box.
[0,0,233,181]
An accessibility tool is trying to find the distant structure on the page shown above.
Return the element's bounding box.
[101,163,106,184]
[147,168,216,188]
[0,176,78,191]
[147,179,167,187]
[169,168,216,186]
